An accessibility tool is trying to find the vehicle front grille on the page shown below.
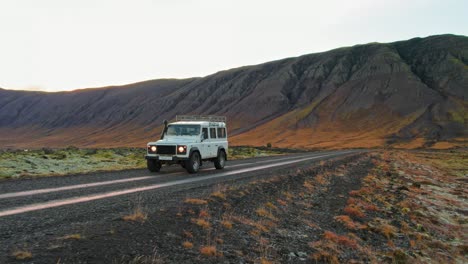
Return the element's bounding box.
[156,145,176,155]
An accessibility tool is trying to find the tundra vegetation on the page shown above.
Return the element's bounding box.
[0,146,286,179]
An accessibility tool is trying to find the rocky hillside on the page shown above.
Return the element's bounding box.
[0,34,467,149]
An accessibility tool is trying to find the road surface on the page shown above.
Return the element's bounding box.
[0,150,360,262]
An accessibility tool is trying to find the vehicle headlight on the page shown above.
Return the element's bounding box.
[177,145,187,154]
[149,146,157,152]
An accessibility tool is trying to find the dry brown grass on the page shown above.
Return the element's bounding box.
[61,234,83,240]
[185,198,208,205]
[193,218,211,229]
[183,230,193,238]
[255,207,276,220]
[322,231,359,249]
[276,199,288,206]
[231,215,271,234]
[349,187,372,197]
[200,245,217,256]
[379,223,397,239]
[122,207,147,223]
[303,180,315,191]
[182,241,193,249]
[221,220,233,229]
[334,215,366,230]
[343,204,365,218]
[256,207,269,217]
[12,250,32,260]
[282,191,294,200]
[309,238,340,264]
[210,191,226,200]
[264,202,277,210]
[314,174,328,185]
[198,209,210,218]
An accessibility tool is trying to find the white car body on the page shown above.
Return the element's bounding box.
[145,116,228,173]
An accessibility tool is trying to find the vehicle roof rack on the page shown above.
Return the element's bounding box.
[176,115,227,122]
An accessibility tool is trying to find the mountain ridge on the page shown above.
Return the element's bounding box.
[0,34,467,149]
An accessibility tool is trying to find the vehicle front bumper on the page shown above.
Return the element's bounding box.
[145,155,189,162]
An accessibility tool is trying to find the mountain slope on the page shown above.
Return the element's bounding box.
[0,34,467,149]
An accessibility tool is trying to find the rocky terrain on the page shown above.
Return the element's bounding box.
[0,34,467,149]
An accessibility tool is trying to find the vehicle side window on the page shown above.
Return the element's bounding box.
[217,128,226,138]
[209,127,217,139]
[202,128,208,140]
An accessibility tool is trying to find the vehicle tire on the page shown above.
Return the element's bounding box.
[214,150,226,169]
[185,152,200,173]
[147,159,161,172]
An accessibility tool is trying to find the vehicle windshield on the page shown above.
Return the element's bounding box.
[166,124,201,136]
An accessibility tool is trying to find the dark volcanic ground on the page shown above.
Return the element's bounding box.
[0,151,358,263]
[0,152,376,263]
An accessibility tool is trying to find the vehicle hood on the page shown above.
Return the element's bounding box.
[148,137,199,145]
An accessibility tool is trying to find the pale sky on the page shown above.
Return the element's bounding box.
[1,0,467,92]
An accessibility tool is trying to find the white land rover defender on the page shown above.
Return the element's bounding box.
[145,115,228,173]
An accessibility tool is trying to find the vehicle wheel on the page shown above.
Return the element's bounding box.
[147,159,161,172]
[185,152,200,173]
[214,150,226,169]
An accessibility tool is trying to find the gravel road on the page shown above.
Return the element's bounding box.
[0,150,360,263]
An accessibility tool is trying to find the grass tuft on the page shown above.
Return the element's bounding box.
[210,191,226,200]
[198,209,210,218]
[334,215,366,230]
[193,218,210,229]
[221,220,233,229]
[344,205,365,218]
[380,224,397,239]
[122,207,147,223]
[182,241,193,249]
[185,198,208,205]
[12,250,32,260]
[200,245,217,256]
[62,234,83,240]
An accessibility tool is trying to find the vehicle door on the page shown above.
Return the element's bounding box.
[200,127,209,158]
[208,126,218,158]
[217,126,227,150]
